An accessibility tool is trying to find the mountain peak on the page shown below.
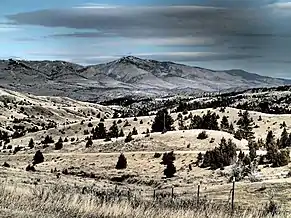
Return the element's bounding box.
[118,56,143,62]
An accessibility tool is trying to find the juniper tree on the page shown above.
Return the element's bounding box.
[116,153,127,169]
[161,151,176,178]
[125,132,133,143]
[177,113,185,130]
[55,137,63,150]
[248,141,257,161]
[189,111,219,130]
[201,137,237,169]
[279,128,290,148]
[28,138,34,149]
[236,110,255,141]
[86,137,93,148]
[220,116,230,131]
[119,129,125,137]
[151,109,174,133]
[109,121,119,138]
[33,150,44,165]
[132,127,138,135]
[265,130,278,163]
[228,123,235,134]
[92,123,107,139]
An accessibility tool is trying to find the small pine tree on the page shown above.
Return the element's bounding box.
[86,137,93,148]
[119,129,125,137]
[249,142,257,161]
[266,130,276,149]
[92,123,107,139]
[228,123,235,134]
[161,151,176,178]
[236,110,255,141]
[177,113,185,130]
[132,127,138,135]
[151,109,174,133]
[33,150,44,165]
[280,121,287,129]
[220,116,230,131]
[116,153,127,169]
[109,121,119,138]
[125,132,133,143]
[279,128,289,148]
[55,137,63,150]
[164,162,176,178]
[234,130,243,140]
[28,138,34,149]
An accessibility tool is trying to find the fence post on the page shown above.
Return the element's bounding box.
[153,189,156,200]
[127,190,130,201]
[197,183,201,206]
[171,187,174,199]
[231,177,236,214]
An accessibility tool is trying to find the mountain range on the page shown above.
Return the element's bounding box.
[0,56,290,102]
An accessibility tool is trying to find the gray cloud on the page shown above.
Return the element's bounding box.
[5,3,291,70]
[6,6,274,37]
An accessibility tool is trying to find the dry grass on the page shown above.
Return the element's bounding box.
[0,183,288,218]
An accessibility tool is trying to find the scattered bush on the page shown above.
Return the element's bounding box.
[197,131,208,140]
[2,162,10,167]
[26,164,36,172]
[154,152,161,158]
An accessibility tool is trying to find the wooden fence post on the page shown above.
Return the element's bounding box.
[197,183,201,205]
[127,190,130,201]
[231,177,236,214]
[171,187,174,199]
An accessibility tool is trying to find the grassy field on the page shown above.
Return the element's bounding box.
[0,183,288,218]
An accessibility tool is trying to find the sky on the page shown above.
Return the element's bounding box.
[1,0,291,78]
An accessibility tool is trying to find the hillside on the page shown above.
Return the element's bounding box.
[1,87,291,217]
[0,57,290,102]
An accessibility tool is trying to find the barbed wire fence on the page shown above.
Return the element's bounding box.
[79,176,291,216]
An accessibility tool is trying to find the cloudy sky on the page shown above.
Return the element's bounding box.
[1,0,291,78]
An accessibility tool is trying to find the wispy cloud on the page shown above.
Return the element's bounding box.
[0,24,21,32]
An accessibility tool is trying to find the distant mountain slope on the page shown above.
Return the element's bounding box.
[0,56,290,102]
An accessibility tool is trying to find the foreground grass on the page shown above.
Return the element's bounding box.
[0,183,288,218]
